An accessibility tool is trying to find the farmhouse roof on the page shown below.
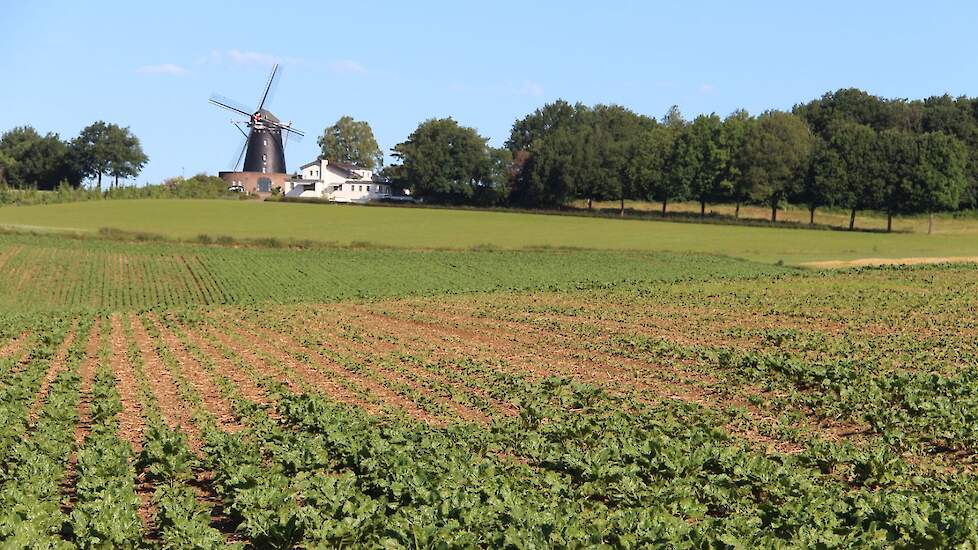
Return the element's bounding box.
[299,159,323,170]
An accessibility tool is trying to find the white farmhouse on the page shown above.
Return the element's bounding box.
[283,159,404,203]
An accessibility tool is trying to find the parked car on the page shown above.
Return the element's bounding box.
[228,184,245,193]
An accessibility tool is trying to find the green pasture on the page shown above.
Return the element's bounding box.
[1,199,977,263]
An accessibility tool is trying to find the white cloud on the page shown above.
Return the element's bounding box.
[700,84,715,93]
[196,49,223,65]
[228,49,280,66]
[137,63,187,76]
[521,81,545,97]
[328,59,368,75]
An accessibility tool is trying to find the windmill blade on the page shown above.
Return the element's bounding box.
[209,95,252,117]
[257,63,279,111]
[228,134,248,171]
[283,130,304,144]
[233,122,249,138]
[264,119,304,137]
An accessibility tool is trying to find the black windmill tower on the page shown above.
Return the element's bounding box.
[209,64,304,173]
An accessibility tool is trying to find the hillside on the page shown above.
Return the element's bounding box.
[3,199,978,264]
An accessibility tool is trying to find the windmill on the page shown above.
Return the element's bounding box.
[209,64,304,174]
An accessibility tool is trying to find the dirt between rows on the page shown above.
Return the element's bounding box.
[128,313,203,452]
[240,314,493,424]
[220,306,515,420]
[328,302,864,451]
[0,330,28,360]
[147,313,242,433]
[61,321,101,520]
[28,321,78,425]
[209,315,437,423]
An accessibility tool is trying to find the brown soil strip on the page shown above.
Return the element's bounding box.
[128,313,202,452]
[147,313,242,432]
[176,321,272,408]
[207,315,437,423]
[28,321,79,425]
[110,313,146,452]
[267,317,491,424]
[338,304,854,452]
[803,256,978,269]
[0,330,28,360]
[73,320,101,447]
[108,314,155,532]
[60,320,101,518]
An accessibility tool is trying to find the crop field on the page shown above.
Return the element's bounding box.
[5,199,978,264]
[1,214,978,547]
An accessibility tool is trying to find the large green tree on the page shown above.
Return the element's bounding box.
[719,110,753,218]
[683,114,727,217]
[796,138,845,224]
[317,116,383,170]
[391,118,502,204]
[507,101,590,206]
[107,125,148,188]
[625,125,675,214]
[587,104,652,214]
[743,111,815,222]
[911,132,968,234]
[0,126,79,189]
[72,121,146,191]
[827,121,884,230]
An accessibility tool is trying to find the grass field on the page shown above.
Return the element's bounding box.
[3,199,978,264]
[4,198,978,546]
[575,199,978,234]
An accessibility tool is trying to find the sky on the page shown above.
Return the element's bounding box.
[2,0,977,185]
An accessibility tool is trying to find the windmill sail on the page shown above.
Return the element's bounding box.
[208,63,303,174]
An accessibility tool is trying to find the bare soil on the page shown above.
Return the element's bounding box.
[128,313,202,452]
[147,313,242,432]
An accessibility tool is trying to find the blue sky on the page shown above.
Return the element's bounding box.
[2,1,976,185]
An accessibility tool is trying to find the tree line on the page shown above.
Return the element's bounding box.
[0,122,147,191]
[325,88,978,232]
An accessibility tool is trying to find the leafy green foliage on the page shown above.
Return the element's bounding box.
[317,115,383,170]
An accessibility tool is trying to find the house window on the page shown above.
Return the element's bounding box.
[257,177,272,193]
[263,139,267,146]
[262,154,267,161]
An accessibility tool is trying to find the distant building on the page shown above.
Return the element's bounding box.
[219,170,288,197]
[283,159,409,203]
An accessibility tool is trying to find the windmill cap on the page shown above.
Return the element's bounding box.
[256,108,280,123]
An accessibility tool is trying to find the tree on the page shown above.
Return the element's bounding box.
[875,130,918,232]
[797,139,844,224]
[827,121,884,230]
[391,118,499,204]
[911,132,968,234]
[0,126,79,189]
[0,150,16,186]
[512,124,582,206]
[587,104,651,215]
[625,125,674,214]
[743,111,815,222]
[106,125,148,188]
[506,99,582,152]
[71,120,134,191]
[719,110,753,218]
[317,116,383,170]
[507,101,591,207]
[683,114,727,217]
[794,88,894,137]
